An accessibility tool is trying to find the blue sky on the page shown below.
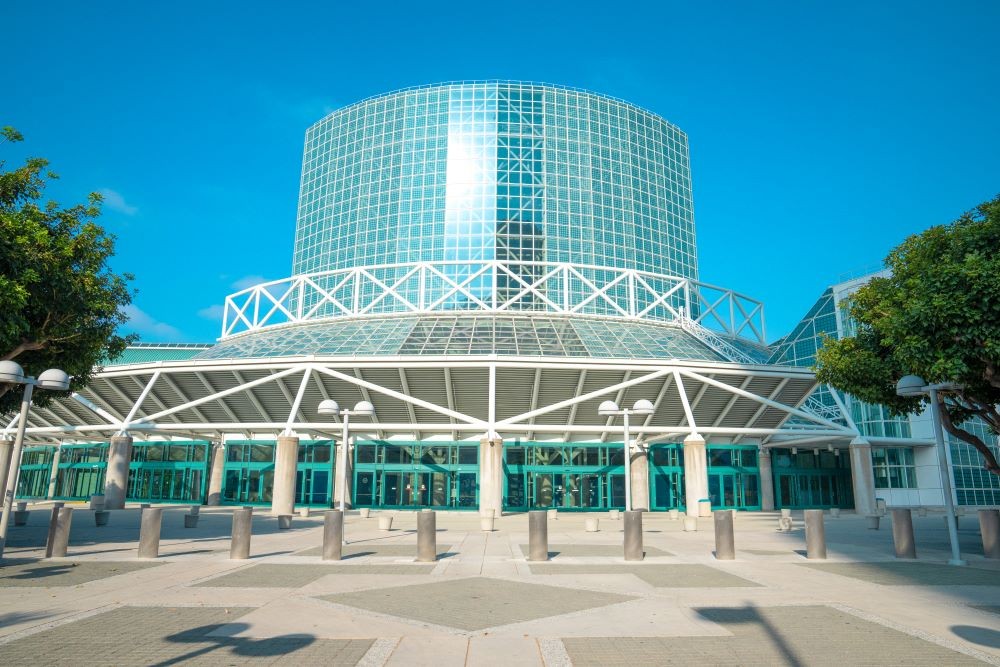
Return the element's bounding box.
[6,1,999,344]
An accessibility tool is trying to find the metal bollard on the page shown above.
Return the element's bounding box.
[891,509,916,559]
[230,508,253,559]
[804,509,826,559]
[714,510,735,560]
[528,510,548,561]
[138,507,163,558]
[44,503,65,558]
[980,509,1000,559]
[322,510,343,561]
[417,510,437,562]
[47,507,74,558]
[624,510,644,561]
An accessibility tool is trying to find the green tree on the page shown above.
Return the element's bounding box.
[1,126,135,413]
[815,195,1000,474]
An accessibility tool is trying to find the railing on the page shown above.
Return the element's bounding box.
[221,261,766,344]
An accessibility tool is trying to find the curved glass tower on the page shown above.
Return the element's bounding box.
[292,81,698,281]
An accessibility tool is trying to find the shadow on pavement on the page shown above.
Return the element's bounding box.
[950,625,1000,649]
[155,622,316,666]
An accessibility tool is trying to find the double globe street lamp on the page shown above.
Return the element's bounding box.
[318,399,375,514]
[0,360,71,560]
[598,399,655,512]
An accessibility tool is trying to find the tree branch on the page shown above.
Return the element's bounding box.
[2,340,47,361]
[939,397,1000,476]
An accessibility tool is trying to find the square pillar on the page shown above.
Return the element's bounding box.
[479,437,503,515]
[0,440,13,506]
[683,434,708,517]
[849,440,877,516]
[46,445,62,499]
[103,435,133,509]
[334,435,354,509]
[272,435,300,516]
[630,447,650,511]
[206,442,225,506]
[758,449,775,511]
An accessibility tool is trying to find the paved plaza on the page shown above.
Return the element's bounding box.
[1,504,998,665]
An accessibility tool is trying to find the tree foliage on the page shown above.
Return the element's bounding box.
[815,195,1000,474]
[1,126,135,413]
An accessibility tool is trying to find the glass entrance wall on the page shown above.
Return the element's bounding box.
[504,442,626,511]
[707,445,761,510]
[17,447,55,498]
[222,440,276,505]
[126,441,210,504]
[296,440,333,506]
[54,444,108,500]
[649,444,684,510]
[772,449,854,509]
[354,440,478,510]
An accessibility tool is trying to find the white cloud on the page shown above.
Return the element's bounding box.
[98,188,138,216]
[197,304,224,321]
[123,304,182,339]
[231,275,268,291]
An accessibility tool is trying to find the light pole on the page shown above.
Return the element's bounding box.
[598,399,654,512]
[318,399,375,513]
[0,361,71,560]
[896,374,966,566]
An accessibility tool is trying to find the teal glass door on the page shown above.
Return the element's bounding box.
[222,441,275,505]
[504,443,625,511]
[649,444,685,511]
[354,441,478,510]
[772,449,854,509]
[707,445,761,510]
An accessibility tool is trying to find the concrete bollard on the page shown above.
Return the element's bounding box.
[917,507,928,517]
[891,509,917,559]
[528,510,549,561]
[14,510,29,526]
[714,510,735,560]
[323,510,343,561]
[94,510,110,527]
[609,509,620,520]
[47,507,74,558]
[359,507,371,518]
[278,515,293,530]
[417,510,437,562]
[830,507,840,518]
[585,517,600,533]
[378,515,393,531]
[183,514,199,528]
[624,510,644,561]
[189,505,200,516]
[16,501,28,512]
[89,495,105,511]
[480,508,496,519]
[299,507,310,518]
[804,509,827,559]
[980,509,1000,559]
[683,516,698,532]
[138,508,163,558]
[547,508,558,521]
[230,508,253,559]
[866,515,880,530]
[44,504,65,558]
[698,500,712,518]
[140,503,151,509]
[668,508,679,520]
[480,516,495,532]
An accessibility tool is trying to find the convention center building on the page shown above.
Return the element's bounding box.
[8,81,996,516]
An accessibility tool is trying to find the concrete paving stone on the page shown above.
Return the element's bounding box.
[743,549,794,556]
[969,606,1000,616]
[0,606,374,666]
[296,544,457,558]
[562,605,986,666]
[195,563,435,587]
[0,559,163,587]
[321,576,635,631]
[799,562,1000,586]
[518,543,672,558]
[530,564,760,588]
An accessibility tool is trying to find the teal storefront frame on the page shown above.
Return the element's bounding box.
[16,447,55,498]
[354,441,479,510]
[126,442,211,504]
[504,442,626,511]
[53,444,107,500]
[649,443,762,511]
[772,449,854,509]
[221,440,335,506]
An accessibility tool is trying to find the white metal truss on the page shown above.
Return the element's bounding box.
[221,261,767,346]
[4,357,872,448]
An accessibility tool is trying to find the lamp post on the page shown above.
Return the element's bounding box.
[318,399,375,513]
[0,361,71,560]
[598,399,654,512]
[896,374,966,566]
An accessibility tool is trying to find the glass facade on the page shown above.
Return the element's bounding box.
[293,81,698,287]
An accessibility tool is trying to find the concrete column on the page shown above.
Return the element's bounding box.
[0,440,13,505]
[103,435,133,509]
[206,443,226,506]
[479,437,503,516]
[46,445,62,499]
[334,436,354,509]
[272,435,300,516]
[682,434,708,518]
[758,449,775,511]
[630,447,650,511]
[849,441,877,516]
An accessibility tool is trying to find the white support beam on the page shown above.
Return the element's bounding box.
[72,391,125,425]
[232,370,277,424]
[194,372,249,439]
[443,367,457,441]
[600,371,632,443]
[562,370,589,441]
[397,368,420,440]
[122,372,161,426]
[672,370,698,435]
[526,367,542,441]
[711,376,753,428]
[285,368,313,434]
[352,368,384,439]
[641,374,676,429]
[734,378,789,444]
